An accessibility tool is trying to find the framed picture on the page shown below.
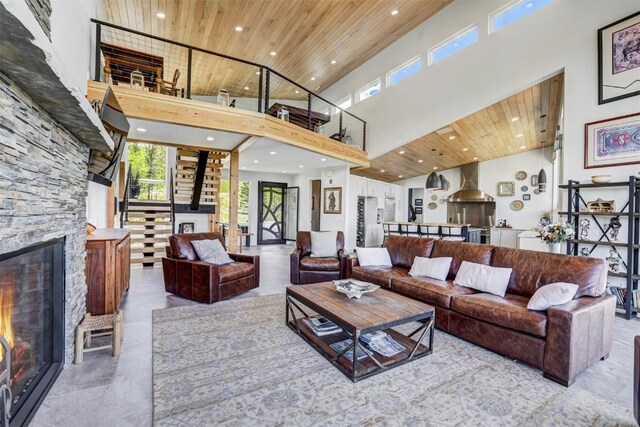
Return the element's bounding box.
[497,181,515,197]
[415,207,423,214]
[415,199,423,206]
[531,175,538,187]
[584,112,640,169]
[323,187,342,214]
[523,194,531,201]
[598,11,640,104]
[179,222,195,233]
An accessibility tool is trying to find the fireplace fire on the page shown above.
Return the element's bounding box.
[0,239,64,426]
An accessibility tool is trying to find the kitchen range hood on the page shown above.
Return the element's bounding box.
[446,162,496,227]
[446,162,494,203]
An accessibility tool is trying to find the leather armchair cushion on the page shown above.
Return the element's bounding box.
[300,256,341,271]
[391,276,477,309]
[431,240,494,280]
[352,265,410,288]
[491,247,607,298]
[451,293,547,338]
[218,262,254,282]
[296,231,344,256]
[384,235,434,269]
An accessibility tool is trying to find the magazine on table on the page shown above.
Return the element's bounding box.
[302,316,341,336]
[330,339,367,360]
[360,331,405,357]
[333,279,380,299]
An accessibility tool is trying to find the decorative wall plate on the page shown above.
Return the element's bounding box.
[533,188,541,195]
[510,200,524,211]
[497,181,515,197]
[521,185,528,192]
[515,171,527,180]
[431,194,438,201]
[427,202,438,210]
[531,175,538,186]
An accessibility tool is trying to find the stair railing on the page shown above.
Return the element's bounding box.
[120,167,131,228]
[169,167,176,235]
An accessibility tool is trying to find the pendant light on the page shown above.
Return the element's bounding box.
[538,141,547,193]
[426,171,441,190]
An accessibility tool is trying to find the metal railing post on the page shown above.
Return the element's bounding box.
[264,70,270,113]
[258,68,263,113]
[339,111,343,141]
[307,93,312,130]
[186,48,192,99]
[94,23,101,81]
[362,122,367,151]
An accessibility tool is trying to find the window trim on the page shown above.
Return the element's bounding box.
[355,78,382,103]
[386,55,422,87]
[428,24,478,66]
[332,95,352,115]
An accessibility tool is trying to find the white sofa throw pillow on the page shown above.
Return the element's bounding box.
[191,239,234,265]
[355,248,392,267]
[409,257,452,281]
[527,282,579,311]
[454,261,512,297]
[309,231,338,257]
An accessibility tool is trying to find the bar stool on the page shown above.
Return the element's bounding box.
[441,226,466,241]
[74,311,123,364]
[401,223,420,237]
[421,225,441,239]
[388,223,402,236]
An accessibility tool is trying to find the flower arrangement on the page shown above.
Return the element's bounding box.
[535,221,574,244]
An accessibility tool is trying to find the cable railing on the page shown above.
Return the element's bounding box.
[90,19,367,151]
[119,167,131,227]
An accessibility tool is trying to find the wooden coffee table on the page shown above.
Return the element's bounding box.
[286,282,435,382]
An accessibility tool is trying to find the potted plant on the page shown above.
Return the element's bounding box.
[535,221,573,253]
[130,170,141,199]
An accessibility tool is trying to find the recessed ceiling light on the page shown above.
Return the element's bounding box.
[398,175,403,178]
[253,160,259,163]
[206,136,215,141]
[270,51,277,56]
[244,86,249,90]
[310,77,316,81]
[462,147,469,152]
[511,117,520,122]
[516,133,524,138]
[399,150,405,155]
[433,167,438,170]
[241,166,247,170]
[136,127,147,132]
[295,90,299,94]
[391,9,399,15]
[269,151,277,155]
[320,158,327,162]
[235,26,243,32]
[380,169,385,173]
[448,135,456,140]
[282,170,287,173]
[330,60,337,65]
[299,165,304,168]
[520,145,526,149]
[418,159,423,163]
[473,157,478,160]
[156,12,165,19]
[255,71,260,75]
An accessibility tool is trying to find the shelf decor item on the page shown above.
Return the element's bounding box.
[217,88,230,106]
[597,11,640,104]
[535,221,574,254]
[584,112,640,168]
[497,181,515,197]
[609,216,622,241]
[579,218,591,240]
[586,198,616,213]
[591,175,613,183]
[606,249,622,273]
[178,222,195,233]
[130,69,144,89]
[323,187,342,214]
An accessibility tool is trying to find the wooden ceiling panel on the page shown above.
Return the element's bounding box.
[352,73,564,183]
[103,0,452,99]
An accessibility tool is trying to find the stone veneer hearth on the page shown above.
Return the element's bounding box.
[0,72,90,365]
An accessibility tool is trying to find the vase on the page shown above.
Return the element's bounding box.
[547,243,562,254]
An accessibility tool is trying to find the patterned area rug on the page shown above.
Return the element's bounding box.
[152,295,635,426]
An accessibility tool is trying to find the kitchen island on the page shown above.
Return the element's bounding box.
[383,222,481,242]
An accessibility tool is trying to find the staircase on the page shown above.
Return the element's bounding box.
[125,200,173,266]
[174,148,226,207]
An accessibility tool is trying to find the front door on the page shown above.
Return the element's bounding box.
[258,181,287,244]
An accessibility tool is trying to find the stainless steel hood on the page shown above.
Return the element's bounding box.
[446,162,494,203]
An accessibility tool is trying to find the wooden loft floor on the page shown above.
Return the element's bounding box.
[87,81,369,168]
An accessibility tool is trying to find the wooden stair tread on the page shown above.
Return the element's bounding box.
[130,256,163,264]
[125,221,172,226]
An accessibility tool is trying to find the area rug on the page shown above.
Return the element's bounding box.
[152,295,635,426]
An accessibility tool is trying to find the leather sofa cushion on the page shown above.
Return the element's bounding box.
[491,247,607,298]
[218,262,254,282]
[352,265,410,288]
[170,232,225,261]
[384,236,434,269]
[296,231,344,255]
[300,256,340,271]
[391,276,477,308]
[431,240,494,280]
[451,293,547,338]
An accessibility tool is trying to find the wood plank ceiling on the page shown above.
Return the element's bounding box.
[102,0,451,100]
[352,73,564,183]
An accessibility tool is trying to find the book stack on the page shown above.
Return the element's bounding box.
[610,286,639,308]
[302,316,341,336]
[360,331,405,357]
[330,339,367,360]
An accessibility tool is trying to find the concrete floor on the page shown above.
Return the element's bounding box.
[31,243,639,426]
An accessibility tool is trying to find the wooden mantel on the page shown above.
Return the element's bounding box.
[87,81,370,168]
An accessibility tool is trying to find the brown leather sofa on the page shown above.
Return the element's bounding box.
[162,232,259,303]
[290,231,349,284]
[350,235,615,386]
[635,335,639,425]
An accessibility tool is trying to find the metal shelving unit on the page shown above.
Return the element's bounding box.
[560,177,639,319]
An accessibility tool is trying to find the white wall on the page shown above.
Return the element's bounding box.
[291,170,323,231]
[86,181,107,228]
[320,166,350,232]
[398,167,461,224]
[321,0,639,182]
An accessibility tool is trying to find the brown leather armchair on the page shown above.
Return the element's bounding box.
[290,231,349,284]
[635,335,639,425]
[162,232,259,303]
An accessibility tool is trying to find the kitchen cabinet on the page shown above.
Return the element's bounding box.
[490,228,519,248]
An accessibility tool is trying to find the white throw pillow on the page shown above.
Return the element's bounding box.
[355,248,392,267]
[454,261,512,297]
[309,231,338,257]
[527,282,579,311]
[409,257,452,281]
[191,239,234,265]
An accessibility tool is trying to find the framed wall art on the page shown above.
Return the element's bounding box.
[179,222,195,233]
[323,187,342,214]
[415,198,423,206]
[497,181,515,197]
[584,112,640,169]
[598,11,640,104]
[415,207,423,214]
